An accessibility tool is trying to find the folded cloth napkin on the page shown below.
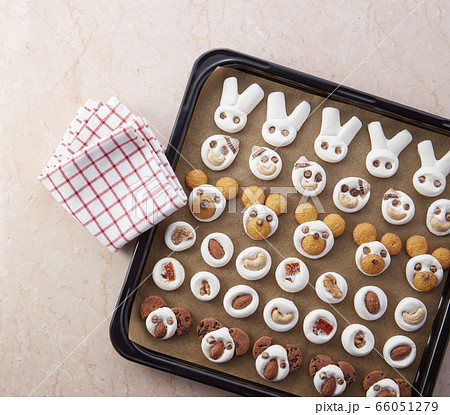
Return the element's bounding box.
[39,97,187,252]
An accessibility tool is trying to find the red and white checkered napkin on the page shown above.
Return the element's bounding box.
[39,97,187,252]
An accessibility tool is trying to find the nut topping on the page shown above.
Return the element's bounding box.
[206,336,215,344]
[365,291,380,314]
[271,308,294,325]
[323,273,343,299]
[151,315,158,324]
[354,330,366,348]
[208,238,225,260]
[321,376,337,397]
[390,345,412,361]
[402,307,426,325]
[319,372,327,380]
[209,341,225,360]
[200,280,211,297]
[154,321,167,339]
[261,352,269,359]
[232,294,253,310]
[243,252,267,271]
[264,359,278,380]
[171,226,194,245]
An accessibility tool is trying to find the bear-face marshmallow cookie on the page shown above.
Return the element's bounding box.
[261,92,310,147]
[406,254,444,292]
[363,371,411,397]
[293,220,334,259]
[355,241,391,276]
[426,199,450,236]
[201,135,240,171]
[291,156,326,197]
[333,177,371,213]
[249,146,282,180]
[243,204,278,240]
[189,184,226,222]
[381,188,415,225]
[214,76,264,133]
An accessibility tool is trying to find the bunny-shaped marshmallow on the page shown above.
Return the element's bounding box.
[314,107,362,163]
[214,77,264,133]
[261,92,310,147]
[365,122,412,178]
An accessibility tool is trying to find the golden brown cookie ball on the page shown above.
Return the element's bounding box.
[380,233,402,256]
[301,234,326,256]
[265,193,287,216]
[185,169,208,190]
[323,213,346,237]
[413,271,437,292]
[242,186,265,208]
[405,235,428,257]
[353,223,377,245]
[361,254,385,275]
[246,217,271,240]
[191,196,216,220]
[215,177,239,200]
[295,203,318,224]
[432,247,450,270]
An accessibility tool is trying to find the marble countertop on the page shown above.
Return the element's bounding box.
[1,0,448,396]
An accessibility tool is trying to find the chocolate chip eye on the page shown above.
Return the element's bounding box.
[209,140,217,148]
[304,170,312,178]
[302,226,309,233]
[214,196,221,203]
[280,360,287,368]
[312,232,320,239]
[233,116,240,124]
[322,231,329,239]
[392,199,400,206]
[446,212,450,221]
[271,156,279,163]
[373,160,380,167]
[269,126,276,133]
[435,207,441,215]
[282,129,290,136]
[196,190,204,196]
[221,146,229,155]
[200,199,210,209]
[266,215,273,222]
[414,263,422,271]
[335,147,342,154]
[418,175,426,183]
[341,184,349,192]
[315,173,323,182]
[430,265,437,273]
[363,246,371,255]
[434,180,441,188]
[261,155,269,163]
[385,162,392,169]
[404,204,410,210]
[350,188,360,197]
[380,250,387,258]
[249,210,257,218]
[321,141,328,150]
[219,112,226,119]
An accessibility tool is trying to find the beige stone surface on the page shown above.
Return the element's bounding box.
[0,0,448,396]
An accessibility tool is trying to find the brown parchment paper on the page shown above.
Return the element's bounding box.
[128,67,449,396]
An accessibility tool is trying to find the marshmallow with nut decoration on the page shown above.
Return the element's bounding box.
[341,324,375,357]
[355,241,391,276]
[249,146,282,181]
[190,271,220,301]
[201,327,236,363]
[243,204,278,240]
[201,134,240,171]
[200,232,233,268]
[314,365,347,396]
[413,140,450,197]
[381,188,415,225]
[223,285,259,318]
[189,184,226,222]
[314,107,362,163]
[291,156,326,197]
[366,378,401,398]
[152,258,185,291]
[394,297,427,332]
[236,247,271,280]
[214,76,264,133]
[365,122,412,178]
[406,254,443,292]
[275,257,309,293]
[146,307,178,340]
[426,199,450,236]
[261,92,310,147]
[303,309,337,344]
[333,177,371,213]
[263,298,299,332]
[293,220,334,259]
[354,286,388,321]
[164,221,196,251]
[256,345,290,382]
[383,335,417,369]
[315,272,347,304]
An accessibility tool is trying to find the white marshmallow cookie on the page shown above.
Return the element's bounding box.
[261,92,310,147]
[200,134,240,171]
[146,307,178,340]
[381,188,415,225]
[236,247,271,281]
[413,140,450,197]
[383,335,417,369]
[152,258,185,291]
[333,177,371,213]
[249,146,282,181]
[315,272,347,304]
[164,221,196,251]
[223,285,259,318]
[366,379,400,398]
[426,199,450,236]
[263,298,299,332]
[214,76,264,133]
[365,121,412,178]
[275,257,309,293]
[355,241,391,276]
[314,365,347,396]
[293,220,334,259]
[255,345,290,382]
[201,327,235,363]
[314,107,362,163]
[190,271,220,301]
[189,184,226,222]
[341,324,375,357]
[243,204,279,240]
[200,232,233,268]
[303,309,337,344]
[291,156,326,197]
[354,286,388,321]
[406,254,444,292]
[394,297,427,332]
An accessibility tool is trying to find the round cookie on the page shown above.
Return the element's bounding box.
[426,199,450,236]
[354,286,388,321]
[295,203,318,224]
[293,220,334,259]
[341,324,375,357]
[323,213,346,237]
[380,232,402,256]
[190,271,220,301]
[315,272,347,304]
[405,254,444,292]
[275,257,309,293]
[241,185,265,208]
[171,307,192,336]
[405,235,428,257]
[355,241,390,276]
[223,285,259,318]
[263,298,299,332]
[381,188,415,225]
[140,295,167,320]
[336,361,357,388]
[313,364,347,396]
[249,146,282,181]
[201,134,240,171]
[265,193,287,216]
[255,344,290,381]
[309,354,333,376]
[152,258,185,291]
[201,327,235,363]
[394,378,412,397]
[363,370,386,391]
[286,344,303,372]
[394,297,427,332]
[189,184,226,222]
[252,336,273,359]
[243,204,278,240]
[333,177,371,213]
[200,232,234,267]
[303,309,337,344]
[383,335,417,369]
[291,156,326,196]
[185,169,208,190]
[353,223,377,245]
[164,221,196,251]
[146,307,178,340]
[236,247,271,281]
[228,327,250,356]
[432,247,450,270]
[197,318,224,340]
[215,176,239,200]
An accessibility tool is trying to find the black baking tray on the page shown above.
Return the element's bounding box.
[110,49,449,397]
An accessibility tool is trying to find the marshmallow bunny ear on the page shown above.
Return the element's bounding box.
[236,83,264,115]
[267,92,287,120]
[320,107,341,136]
[338,116,363,145]
[288,101,311,131]
[437,150,450,177]
[220,77,239,106]
[368,121,387,148]
[388,130,413,156]
[417,140,438,167]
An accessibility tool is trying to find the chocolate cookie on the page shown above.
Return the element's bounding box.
[252,336,273,359]
[286,344,302,372]
[140,295,167,320]
[337,361,356,387]
[309,354,333,376]
[363,370,386,390]
[196,318,224,340]
[171,307,192,336]
[229,327,250,356]
[394,378,412,397]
